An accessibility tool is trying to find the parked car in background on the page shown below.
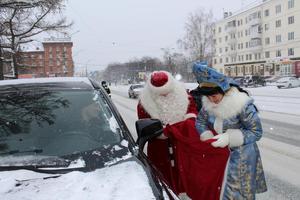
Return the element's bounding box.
[264,76,282,84]
[0,77,177,200]
[128,84,144,98]
[243,75,266,87]
[276,77,300,89]
[232,76,244,86]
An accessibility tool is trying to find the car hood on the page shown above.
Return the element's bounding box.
[0,160,157,200]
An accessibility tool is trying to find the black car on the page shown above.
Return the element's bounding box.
[0,77,178,199]
[243,75,266,87]
[128,84,144,98]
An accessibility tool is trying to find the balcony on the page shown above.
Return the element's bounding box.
[226,26,236,33]
[249,31,262,39]
[227,38,237,45]
[248,17,261,26]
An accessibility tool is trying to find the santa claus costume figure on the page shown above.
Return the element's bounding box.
[137,71,230,200]
[137,70,198,193]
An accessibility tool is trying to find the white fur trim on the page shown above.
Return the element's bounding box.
[220,156,230,200]
[178,193,191,200]
[139,75,189,125]
[148,71,174,95]
[227,129,244,147]
[214,117,223,134]
[202,87,251,120]
[184,113,197,120]
[200,130,214,141]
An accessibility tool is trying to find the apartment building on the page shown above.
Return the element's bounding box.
[6,37,74,78]
[213,0,300,77]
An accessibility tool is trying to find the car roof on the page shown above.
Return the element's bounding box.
[0,77,92,86]
[0,77,96,90]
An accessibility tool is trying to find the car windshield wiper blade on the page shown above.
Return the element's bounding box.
[0,149,43,155]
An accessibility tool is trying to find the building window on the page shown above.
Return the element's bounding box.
[288,48,294,56]
[219,58,222,63]
[276,50,281,57]
[264,9,269,17]
[218,27,222,33]
[226,57,229,63]
[225,35,228,41]
[214,59,217,64]
[288,16,295,24]
[49,47,52,52]
[275,5,281,14]
[288,0,295,9]
[265,37,270,45]
[276,35,282,43]
[265,23,269,31]
[288,32,294,40]
[225,47,228,52]
[265,51,270,58]
[276,20,281,27]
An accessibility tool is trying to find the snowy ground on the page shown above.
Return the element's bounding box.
[110,83,300,200]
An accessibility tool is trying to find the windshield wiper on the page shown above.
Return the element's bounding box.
[0,149,43,155]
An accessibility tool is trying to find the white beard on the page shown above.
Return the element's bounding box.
[139,82,189,125]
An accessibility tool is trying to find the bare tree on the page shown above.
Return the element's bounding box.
[178,9,215,64]
[0,0,72,79]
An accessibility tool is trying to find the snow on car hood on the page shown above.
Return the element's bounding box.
[0,161,156,200]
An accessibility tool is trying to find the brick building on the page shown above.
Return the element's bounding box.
[15,37,74,78]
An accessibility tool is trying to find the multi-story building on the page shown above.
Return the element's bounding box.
[213,0,300,77]
[10,37,74,78]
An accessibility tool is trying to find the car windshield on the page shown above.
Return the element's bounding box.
[0,85,123,166]
[132,85,144,89]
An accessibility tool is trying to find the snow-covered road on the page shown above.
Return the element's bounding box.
[110,84,300,200]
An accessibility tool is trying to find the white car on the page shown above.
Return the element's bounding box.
[276,77,300,89]
[128,84,144,98]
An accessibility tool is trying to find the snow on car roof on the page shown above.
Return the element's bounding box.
[0,77,93,87]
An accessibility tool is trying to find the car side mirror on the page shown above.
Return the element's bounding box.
[135,119,163,151]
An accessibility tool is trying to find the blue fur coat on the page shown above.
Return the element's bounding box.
[196,87,267,200]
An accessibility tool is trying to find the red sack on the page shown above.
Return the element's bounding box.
[164,118,230,200]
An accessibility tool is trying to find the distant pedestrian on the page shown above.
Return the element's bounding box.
[193,62,267,200]
[101,81,111,97]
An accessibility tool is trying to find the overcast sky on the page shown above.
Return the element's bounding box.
[65,0,258,72]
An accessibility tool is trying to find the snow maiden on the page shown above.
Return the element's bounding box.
[193,62,267,200]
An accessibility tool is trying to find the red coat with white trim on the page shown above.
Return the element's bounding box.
[137,94,198,194]
[137,71,229,199]
[137,71,198,194]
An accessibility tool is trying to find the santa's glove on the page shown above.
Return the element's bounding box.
[200,130,214,141]
[211,129,244,148]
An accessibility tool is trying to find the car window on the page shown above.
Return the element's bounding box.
[132,85,144,89]
[0,88,122,158]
